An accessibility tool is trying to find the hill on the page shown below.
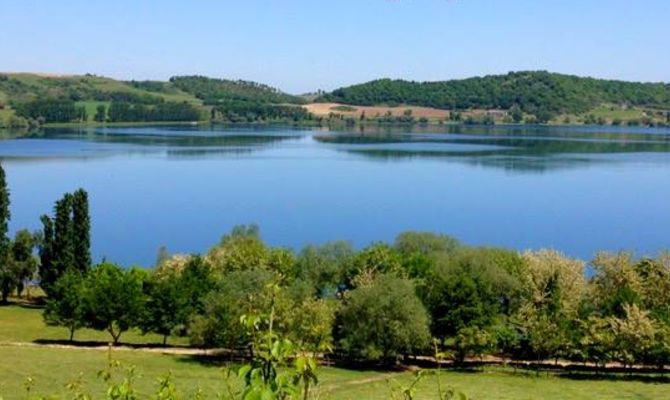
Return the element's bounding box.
[317,71,670,122]
[169,75,305,105]
[0,73,311,127]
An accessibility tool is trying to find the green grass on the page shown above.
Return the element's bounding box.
[1,345,669,399]
[4,73,203,105]
[1,305,669,399]
[0,304,187,346]
[588,104,646,121]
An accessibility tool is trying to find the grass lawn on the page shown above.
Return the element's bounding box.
[0,304,188,346]
[1,304,669,399]
[1,346,669,399]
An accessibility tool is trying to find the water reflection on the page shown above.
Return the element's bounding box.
[316,124,670,172]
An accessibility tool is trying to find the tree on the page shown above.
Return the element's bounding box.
[295,241,354,297]
[52,193,74,277]
[140,271,184,345]
[590,252,642,317]
[190,268,278,350]
[94,104,107,122]
[337,274,431,363]
[38,215,57,295]
[43,270,86,341]
[450,326,496,365]
[0,163,12,302]
[510,105,523,123]
[82,263,146,344]
[39,189,92,294]
[9,229,38,297]
[421,247,525,338]
[141,255,215,344]
[346,243,404,288]
[0,163,9,257]
[609,303,657,370]
[71,189,91,274]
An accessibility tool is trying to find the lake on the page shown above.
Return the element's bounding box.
[0,123,669,266]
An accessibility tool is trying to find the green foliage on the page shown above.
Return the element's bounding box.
[295,241,354,297]
[44,269,86,341]
[39,189,92,295]
[14,98,80,123]
[420,247,525,338]
[211,100,312,123]
[107,101,200,122]
[347,243,404,287]
[170,76,305,105]
[337,274,431,363]
[141,255,216,343]
[190,268,277,349]
[82,263,147,344]
[318,71,670,120]
[72,189,91,273]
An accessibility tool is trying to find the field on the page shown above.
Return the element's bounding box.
[1,304,669,399]
[304,102,452,120]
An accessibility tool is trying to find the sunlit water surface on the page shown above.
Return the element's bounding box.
[1,124,669,266]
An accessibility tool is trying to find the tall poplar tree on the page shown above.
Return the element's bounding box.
[0,163,11,302]
[0,163,9,258]
[52,193,74,278]
[39,214,56,294]
[72,189,91,273]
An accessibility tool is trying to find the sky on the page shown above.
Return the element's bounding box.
[1,0,669,93]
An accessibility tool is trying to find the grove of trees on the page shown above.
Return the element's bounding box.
[38,221,670,373]
[318,71,670,122]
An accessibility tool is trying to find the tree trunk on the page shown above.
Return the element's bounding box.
[163,334,167,346]
[69,326,75,342]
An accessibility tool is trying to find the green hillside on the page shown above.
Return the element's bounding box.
[317,71,670,122]
[169,75,305,105]
[0,73,199,105]
[0,73,312,127]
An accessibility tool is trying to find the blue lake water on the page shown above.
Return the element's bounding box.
[0,124,669,266]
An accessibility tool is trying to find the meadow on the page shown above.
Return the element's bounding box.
[1,304,669,400]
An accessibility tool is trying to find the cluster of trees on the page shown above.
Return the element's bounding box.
[0,166,39,302]
[40,219,670,371]
[106,101,202,122]
[318,71,670,122]
[13,99,87,123]
[211,100,313,123]
[170,76,305,105]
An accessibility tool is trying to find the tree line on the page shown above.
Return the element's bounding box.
[106,101,202,122]
[317,71,670,122]
[210,100,313,123]
[170,76,306,105]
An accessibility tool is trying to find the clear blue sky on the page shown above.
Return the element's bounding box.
[1,0,668,93]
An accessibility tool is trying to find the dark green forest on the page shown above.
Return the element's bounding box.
[169,76,305,105]
[317,71,670,120]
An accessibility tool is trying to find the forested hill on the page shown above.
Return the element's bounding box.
[170,76,305,105]
[0,73,310,126]
[317,71,670,117]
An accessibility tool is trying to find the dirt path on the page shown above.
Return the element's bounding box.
[0,340,222,356]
